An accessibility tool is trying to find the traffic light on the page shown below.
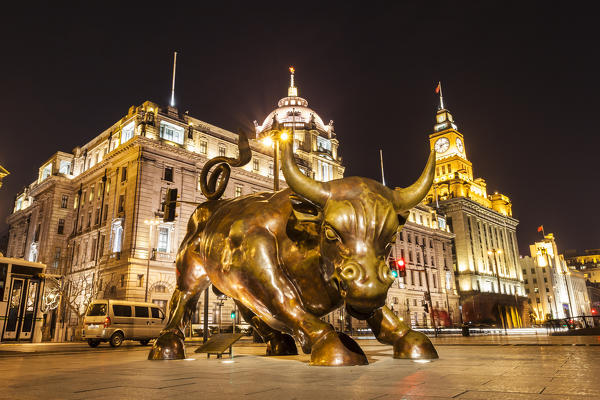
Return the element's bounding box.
[163,188,178,222]
[396,257,406,278]
[388,259,398,278]
[230,311,236,319]
[388,258,407,279]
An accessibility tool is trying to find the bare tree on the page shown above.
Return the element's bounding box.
[59,271,117,340]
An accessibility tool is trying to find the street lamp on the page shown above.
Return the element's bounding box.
[260,120,290,191]
[143,219,160,302]
[443,265,452,327]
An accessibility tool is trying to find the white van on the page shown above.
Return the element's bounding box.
[82,300,166,348]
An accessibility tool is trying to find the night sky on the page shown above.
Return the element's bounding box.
[1,2,598,254]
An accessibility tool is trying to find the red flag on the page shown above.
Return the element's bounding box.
[435,82,441,94]
[537,225,544,233]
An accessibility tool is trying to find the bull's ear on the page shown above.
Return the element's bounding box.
[397,210,410,226]
[290,194,323,223]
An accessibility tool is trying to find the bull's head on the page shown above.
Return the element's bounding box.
[281,140,435,314]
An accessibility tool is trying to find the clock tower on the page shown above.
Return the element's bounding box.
[424,86,526,329]
[429,108,473,183]
[425,87,509,211]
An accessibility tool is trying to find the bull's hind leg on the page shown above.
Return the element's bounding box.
[365,305,438,360]
[235,301,297,356]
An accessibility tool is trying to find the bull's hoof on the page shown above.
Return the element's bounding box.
[148,331,186,360]
[310,331,368,366]
[266,333,298,356]
[393,330,439,360]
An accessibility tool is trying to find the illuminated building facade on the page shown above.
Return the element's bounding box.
[5,102,294,339]
[5,71,346,340]
[254,68,344,181]
[520,234,591,322]
[387,205,459,328]
[565,249,600,283]
[425,96,528,327]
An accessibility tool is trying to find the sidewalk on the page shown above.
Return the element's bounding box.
[1,337,599,399]
[2,334,598,354]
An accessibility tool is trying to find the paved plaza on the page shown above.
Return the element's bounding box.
[1,336,600,400]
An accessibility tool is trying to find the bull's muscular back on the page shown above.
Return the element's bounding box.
[191,189,342,317]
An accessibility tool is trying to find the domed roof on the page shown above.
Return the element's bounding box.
[254,68,333,136]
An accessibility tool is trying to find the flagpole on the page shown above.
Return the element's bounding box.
[438,81,444,110]
[170,51,177,107]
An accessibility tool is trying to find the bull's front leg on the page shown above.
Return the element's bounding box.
[365,305,438,360]
[148,245,209,360]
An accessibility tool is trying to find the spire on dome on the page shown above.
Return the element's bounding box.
[288,66,298,97]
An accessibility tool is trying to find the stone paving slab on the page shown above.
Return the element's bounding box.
[1,339,599,399]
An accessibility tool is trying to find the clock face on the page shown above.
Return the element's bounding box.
[434,137,450,153]
[455,137,464,153]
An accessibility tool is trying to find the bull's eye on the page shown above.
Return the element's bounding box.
[324,226,340,242]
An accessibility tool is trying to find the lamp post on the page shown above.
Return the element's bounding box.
[143,219,160,302]
[444,265,452,327]
[260,121,290,191]
[488,248,507,334]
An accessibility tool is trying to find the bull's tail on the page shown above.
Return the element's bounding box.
[199,131,252,200]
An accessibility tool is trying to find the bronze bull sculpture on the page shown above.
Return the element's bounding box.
[149,132,438,365]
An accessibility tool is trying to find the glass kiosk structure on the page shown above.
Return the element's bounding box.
[0,257,46,342]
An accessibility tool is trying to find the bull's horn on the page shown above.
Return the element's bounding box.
[281,137,330,206]
[391,150,436,211]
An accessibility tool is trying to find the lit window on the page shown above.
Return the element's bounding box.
[159,121,184,144]
[235,186,242,197]
[317,160,333,181]
[121,121,135,143]
[317,136,331,153]
[59,160,71,174]
[61,195,68,208]
[199,140,207,155]
[111,219,123,253]
[157,227,170,252]
[41,163,52,181]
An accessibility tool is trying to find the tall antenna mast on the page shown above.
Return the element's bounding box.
[379,149,386,186]
[170,51,178,107]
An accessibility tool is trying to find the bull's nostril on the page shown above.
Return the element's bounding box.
[340,265,358,281]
